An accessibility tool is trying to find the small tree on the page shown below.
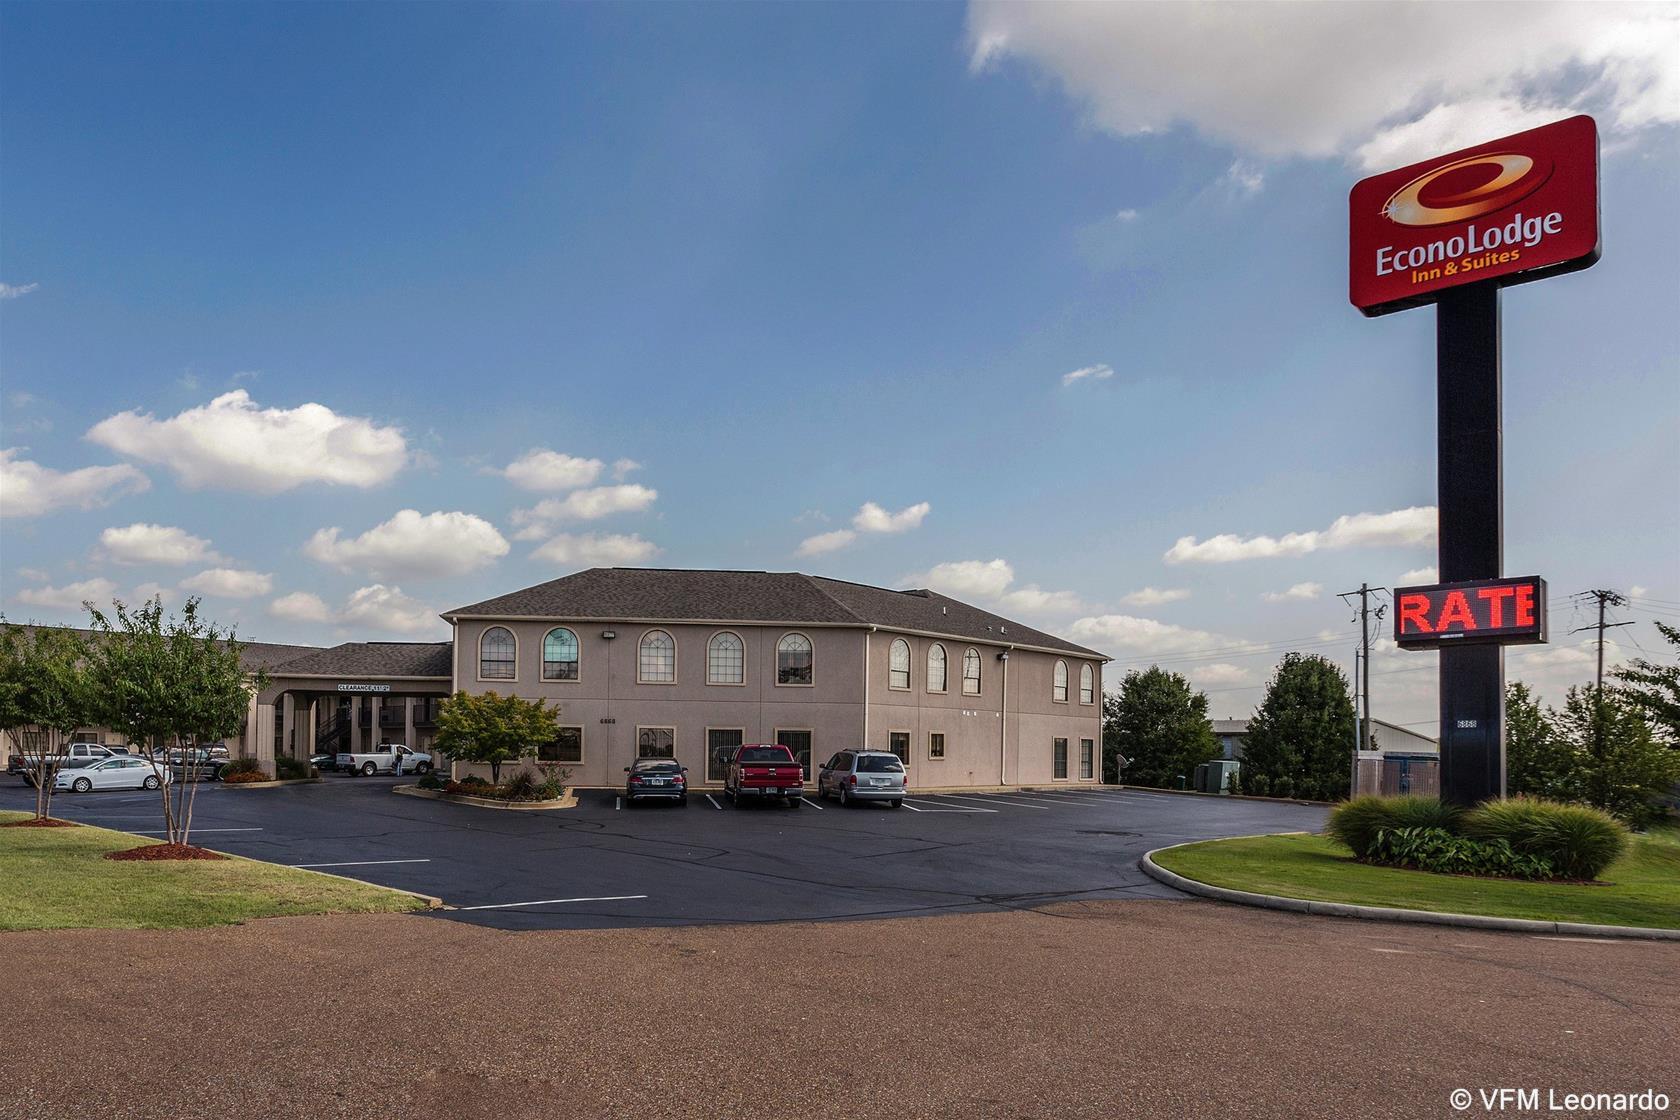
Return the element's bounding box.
[1505,680,1582,801]
[1102,666,1219,788]
[1559,685,1680,828]
[434,690,559,784]
[1241,653,1357,801]
[1614,620,1680,749]
[84,597,265,848]
[0,623,93,821]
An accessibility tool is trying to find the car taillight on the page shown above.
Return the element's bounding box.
[848,774,857,786]
[674,774,685,784]
[629,775,643,784]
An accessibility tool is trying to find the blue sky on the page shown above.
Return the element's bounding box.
[3,2,1677,731]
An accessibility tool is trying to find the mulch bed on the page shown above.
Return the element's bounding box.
[1,818,81,828]
[105,844,227,862]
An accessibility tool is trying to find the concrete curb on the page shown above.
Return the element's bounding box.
[1139,839,1680,942]
[220,777,322,789]
[274,861,444,911]
[393,784,578,811]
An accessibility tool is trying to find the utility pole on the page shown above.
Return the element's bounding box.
[1338,582,1387,795]
[1571,589,1632,762]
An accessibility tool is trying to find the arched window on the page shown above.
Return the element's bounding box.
[777,633,813,685]
[1053,660,1069,703]
[542,628,579,681]
[889,638,911,690]
[926,643,947,693]
[479,626,516,680]
[962,648,982,695]
[1079,663,1095,704]
[638,629,676,683]
[708,632,744,684]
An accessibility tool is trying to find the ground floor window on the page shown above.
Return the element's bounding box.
[888,731,910,765]
[539,726,584,764]
[1079,738,1095,780]
[638,726,675,759]
[706,728,743,783]
[775,729,812,780]
[1052,737,1069,780]
[928,731,945,760]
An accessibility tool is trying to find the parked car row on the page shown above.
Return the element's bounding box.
[53,755,174,793]
[9,742,231,786]
[624,744,908,809]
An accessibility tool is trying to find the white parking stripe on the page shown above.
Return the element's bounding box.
[799,797,824,810]
[986,793,1089,806]
[615,796,622,811]
[1016,790,1093,802]
[930,793,1046,809]
[454,894,648,912]
[292,859,432,869]
[705,794,723,810]
[901,798,994,813]
[132,827,263,834]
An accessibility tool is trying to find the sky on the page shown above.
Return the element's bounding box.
[2,1,1677,735]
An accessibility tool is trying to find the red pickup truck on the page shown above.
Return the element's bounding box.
[724,743,805,808]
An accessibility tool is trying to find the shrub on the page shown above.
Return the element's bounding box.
[219,757,265,780]
[274,756,309,780]
[1463,797,1629,880]
[1327,796,1463,858]
[1369,826,1555,880]
[416,769,444,790]
[501,769,540,802]
[220,768,270,784]
[444,775,495,796]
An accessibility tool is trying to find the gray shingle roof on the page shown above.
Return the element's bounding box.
[4,624,320,674]
[445,568,1104,659]
[267,642,453,679]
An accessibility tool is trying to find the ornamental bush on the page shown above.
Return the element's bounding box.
[1327,795,1464,859]
[219,757,265,780]
[274,756,310,780]
[1369,827,1555,880]
[1462,797,1629,880]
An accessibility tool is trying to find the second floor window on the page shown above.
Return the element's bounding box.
[962,648,981,695]
[639,630,676,683]
[1053,660,1069,703]
[777,633,813,685]
[889,638,910,690]
[542,628,579,681]
[927,643,947,692]
[708,632,744,684]
[479,627,515,680]
[1080,663,1095,704]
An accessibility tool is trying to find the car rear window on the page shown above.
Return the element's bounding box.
[636,762,681,774]
[739,747,791,763]
[857,755,904,773]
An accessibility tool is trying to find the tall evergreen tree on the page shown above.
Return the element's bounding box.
[1102,666,1219,788]
[1505,680,1582,800]
[1241,653,1357,801]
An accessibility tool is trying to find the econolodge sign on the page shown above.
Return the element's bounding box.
[1349,115,1600,315]
[1393,576,1549,650]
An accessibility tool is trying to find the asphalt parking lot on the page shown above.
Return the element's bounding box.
[2,775,1328,930]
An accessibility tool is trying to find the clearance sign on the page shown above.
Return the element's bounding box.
[1350,115,1600,315]
[1394,577,1548,650]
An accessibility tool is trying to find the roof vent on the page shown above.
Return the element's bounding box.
[902,588,931,598]
[999,625,1007,634]
[941,606,947,615]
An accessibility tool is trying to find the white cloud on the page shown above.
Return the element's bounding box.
[1068,613,1255,657]
[1165,506,1435,564]
[1061,363,1114,387]
[510,484,659,536]
[131,582,175,606]
[500,449,604,492]
[1113,208,1139,222]
[98,523,221,567]
[1191,662,1251,688]
[0,282,40,300]
[1628,585,1649,599]
[966,2,1679,169]
[15,578,117,610]
[0,449,150,517]
[179,568,273,599]
[1121,587,1190,608]
[908,558,1083,619]
[530,532,660,568]
[341,584,443,636]
[268,591,332,624]
[86,390,408,493]
[1263,581,1323,603]
[852,501,930,534]
[1223,159,1265,194]
[611,458,643,482]
[797,529,858,556]
[17,568,49,582]
[1399,566,1440,585]
[304,509,510,579]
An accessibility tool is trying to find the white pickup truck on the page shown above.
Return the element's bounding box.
[334,743,434,776]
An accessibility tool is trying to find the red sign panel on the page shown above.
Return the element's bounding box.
[1350,116,1599,316]
[1394,577,1548,649]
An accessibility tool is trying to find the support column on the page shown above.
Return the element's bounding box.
[403,697,416,749]
[254,703,277,771]
[304,699,318,757]
[370,694,383,746]
[352,697,365,752]
[281,694,296,760]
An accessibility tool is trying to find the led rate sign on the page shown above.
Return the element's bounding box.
[1350,115,1599,315]
[1393,577,1548,650]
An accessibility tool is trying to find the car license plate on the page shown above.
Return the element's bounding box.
[648,778,666,785]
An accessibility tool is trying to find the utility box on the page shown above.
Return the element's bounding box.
[1197,759,1241,794]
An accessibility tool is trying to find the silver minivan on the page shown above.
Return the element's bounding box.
[815,750,906,808]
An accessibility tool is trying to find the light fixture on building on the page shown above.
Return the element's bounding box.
[997,651,1010,662]
[601,630,617,640]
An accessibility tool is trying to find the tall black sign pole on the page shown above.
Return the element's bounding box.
[1435,280,1505,805]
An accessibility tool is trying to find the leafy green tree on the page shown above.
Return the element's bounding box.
[84,597,265,847]
[1559,686,1680,828]
[1102,666,1219,788]
[1505,680,1582,801]
[1241,653,1357,801]
[434,690,560,784]
[1614,620,1680,749]
[0,623,93,821]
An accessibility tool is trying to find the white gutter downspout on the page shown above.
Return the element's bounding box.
[999,645,1013,785]
[863,626,875,748]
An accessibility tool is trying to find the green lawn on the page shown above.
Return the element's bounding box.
[1154,830,1680,930]
[0,811,429,930]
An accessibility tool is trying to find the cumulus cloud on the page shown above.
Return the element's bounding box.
[131,582,176,606]
[1067,613,1257,657]
[86,390,408,493]
[268,591,333,624]
[341,584,444,636]
[1121,587,1190,608]
[611,458,643,481]
[530,532,661,568]
[15,578,117,610]
[0,282,40,299]
[98,523,221,567]
[798,500,931,555]
[510,485,659,538]
[500,449,604,492]
[797,529,858,556]
[908,558,1084,619]
[966,2,1679,170]
[1061,363,1114,387]
[1399,566,1440,585]
[1165,506,1435,564]
[0,449,150,517]
[1263,581,1323,603]
[304,509,510,579]
[1191,662,1251,688]
[179,568,273,599]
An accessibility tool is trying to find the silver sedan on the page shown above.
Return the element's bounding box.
[55,756,173,793]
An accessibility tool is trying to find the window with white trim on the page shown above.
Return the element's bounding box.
[539,727,584,763]
[926,643,947,693]
[928,731,945,759]
[1053,737,1069,780]
[1052,660,1069,703]
[479,627,516,680]
[707,632,744,685]
[639,630,676,683]
[638,727,675,759]
[888,638,910,690]
[776,633,813,685]
[962,648,981,695]
[542,628,579,681]
[1079,663,1095,705]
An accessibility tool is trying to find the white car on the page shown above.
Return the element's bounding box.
[55,756,173,793]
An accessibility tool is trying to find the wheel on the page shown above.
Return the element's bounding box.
[788,795,801,808]
[734,790,749,809]
[73,777,92,793]
[143,775,161,791]
[415,761,432,775]
[361,762,377,776]
[838,785,850,807]
[889,798,902,809]
[678,796,688,807]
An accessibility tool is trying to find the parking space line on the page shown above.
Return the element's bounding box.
[292,859,432,869]
[454,894,648,912]
[799,797,824,810]
[705,794,723,810]
[930,793,1044,809]
[132,827,263,834]
[983,793,1087,807]
[1018,790,1094,801]
[615,796,622,811]
[901,798,994,813]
